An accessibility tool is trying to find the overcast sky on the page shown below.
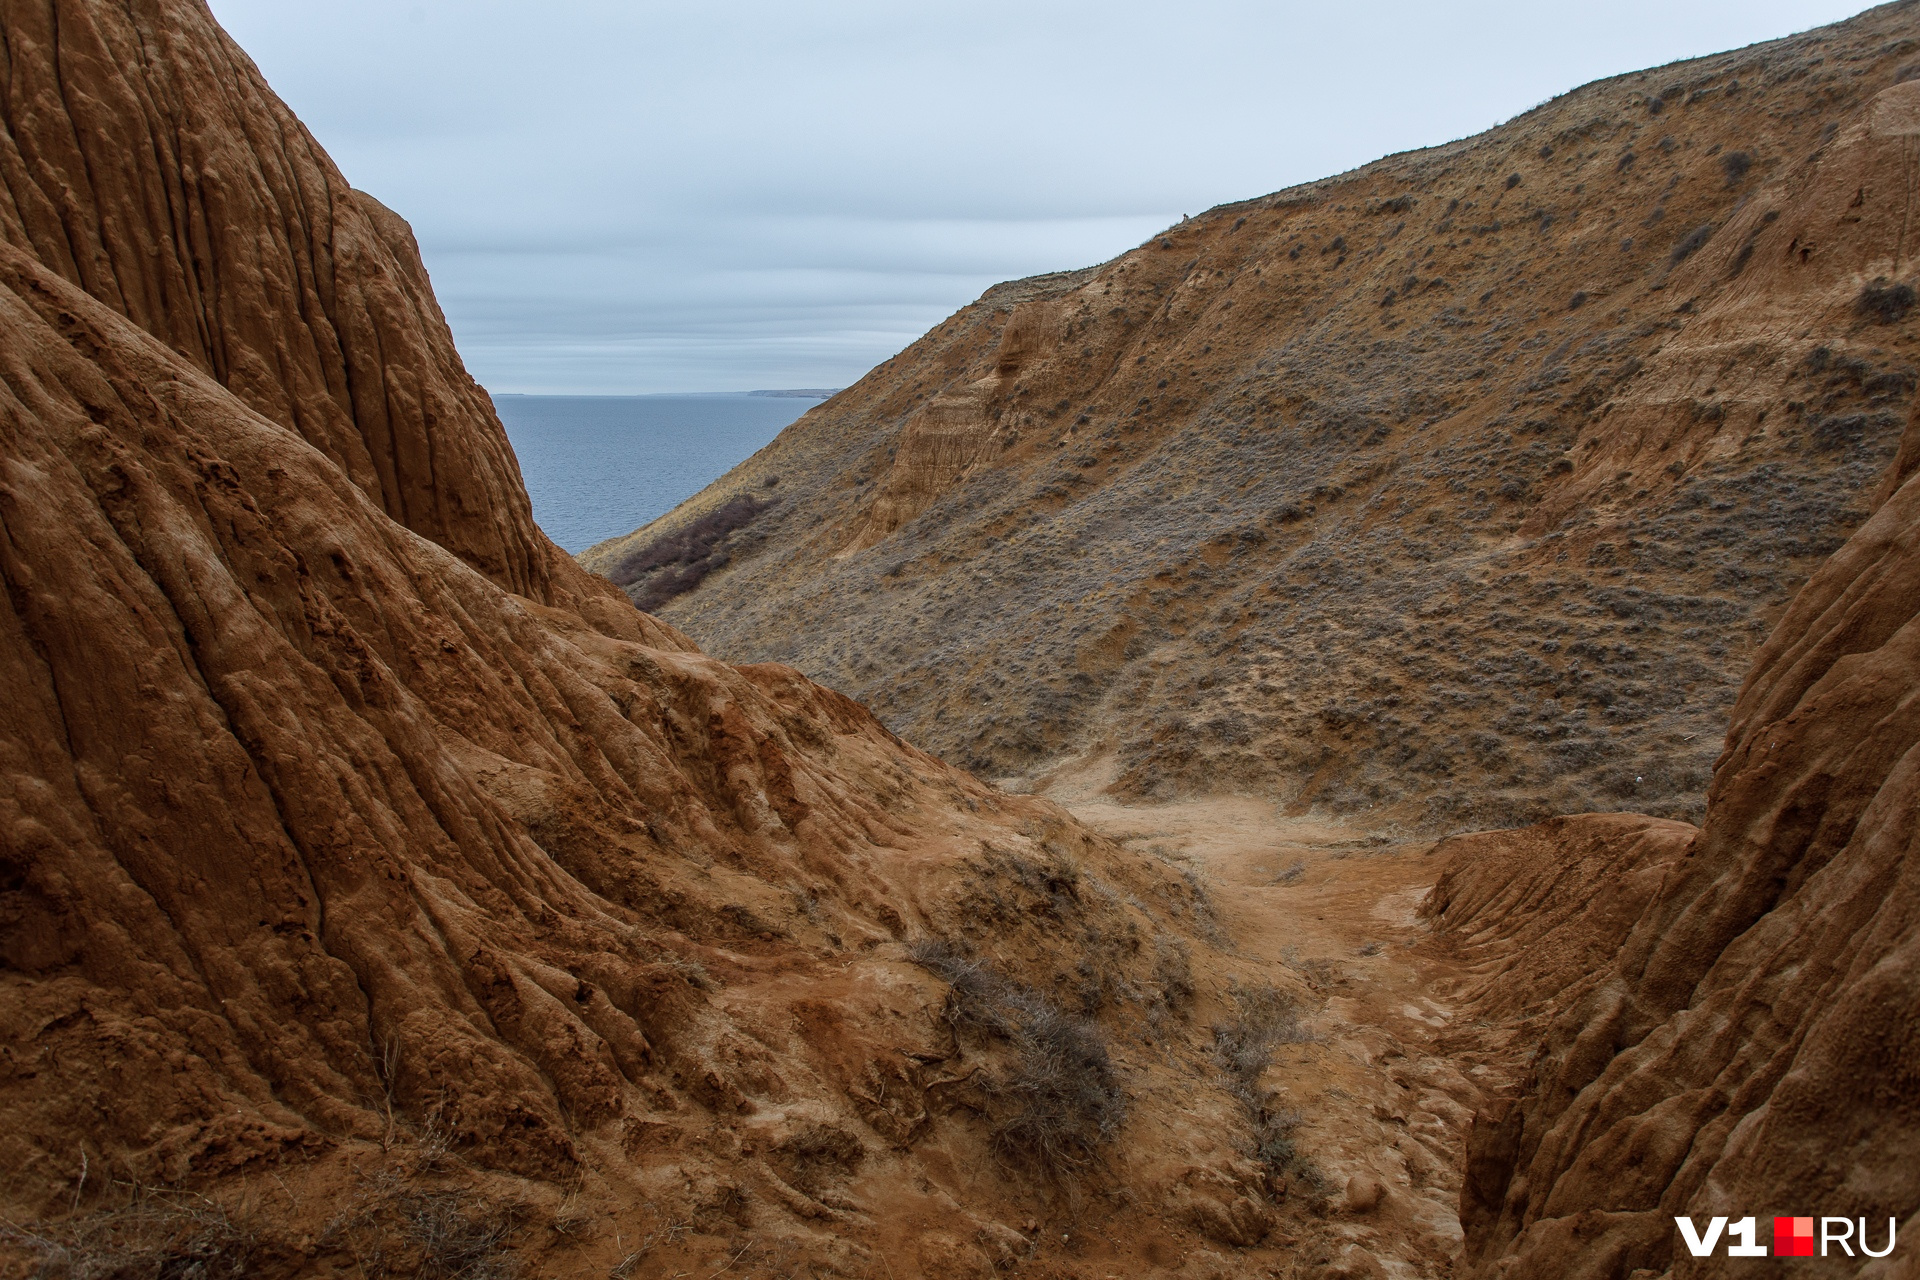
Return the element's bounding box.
[208,0,1875,395]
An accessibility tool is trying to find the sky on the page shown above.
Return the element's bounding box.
[208,0,1877,395]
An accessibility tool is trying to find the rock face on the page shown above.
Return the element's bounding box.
[1422,812,1696,1029]
[1426,396,1920,1276]
[0,0,551,598]
[591,2,1920,830]
[0,5,1256,1273]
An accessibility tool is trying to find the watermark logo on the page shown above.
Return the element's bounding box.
[1674,1216,1896,1258]
[1774,1218,1814,1257]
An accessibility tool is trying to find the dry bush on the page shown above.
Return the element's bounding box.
[1152,934,1194,1008]
[609,494,771,607]
[322,1171,526,1280]
[1858,278,1917,325]
[909,939,1126,1175]
[0,1193,258,1280]
[1212,983,1325,1188]
[1667,223,1714,266]
[1213,982,1312,1090]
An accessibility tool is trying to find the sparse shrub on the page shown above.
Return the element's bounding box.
[1505,173,1522,190]
[392,1190,521,1280]
[1804,412,1881,452]
[1153,934,1195,1007]
[324,1174,525,1280]
[1668,223,1715,266]
[1864,368,1917,397]
[1720,150,1754,186]
[1251,1107,1315,1181]
[1179,865,1230,946]
[908,940,1125,1175]
[996,1002,1126,1170]
[1,1195,258,1280]
[1213,983,1310,1086]
[1857,278,1917,324]
[1212,983,1323,1184]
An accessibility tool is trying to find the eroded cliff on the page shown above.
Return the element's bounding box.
[0,0,572,599]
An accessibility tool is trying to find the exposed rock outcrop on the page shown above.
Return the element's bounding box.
[1422,812,1696,1027]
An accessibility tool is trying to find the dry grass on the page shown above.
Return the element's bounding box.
[1,1192,258,1280]
[322,1169,527,1280]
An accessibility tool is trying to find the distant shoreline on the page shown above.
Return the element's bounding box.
[491,388,841,400]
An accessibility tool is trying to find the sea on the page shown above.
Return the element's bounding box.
[491,393,821,554]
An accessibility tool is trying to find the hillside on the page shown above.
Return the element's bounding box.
[0,4,1333,1277]
[588,0,1920,832]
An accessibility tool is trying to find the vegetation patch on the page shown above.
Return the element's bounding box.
[1667,222,1715,266]
[0,1194,260,1280]
[322,1170,527,1280]
[1857,277,1917,325]
[1212,983,1326,1190]
[909,939,1126,1175]
[608,493,773,610]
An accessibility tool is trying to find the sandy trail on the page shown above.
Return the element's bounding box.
[1046,774,1502,1278]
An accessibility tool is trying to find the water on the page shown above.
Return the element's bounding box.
[492,394,816,554]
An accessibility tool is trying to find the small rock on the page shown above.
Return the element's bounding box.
[1315,1245,1388,1279]
[915,1232,994,1280]
[1345,1173,1385,1213]
[972,1222,1029,1269]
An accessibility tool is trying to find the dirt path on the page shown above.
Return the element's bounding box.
[1047,777,1503,1279]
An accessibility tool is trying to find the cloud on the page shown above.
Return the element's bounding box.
[210,0,1870,393]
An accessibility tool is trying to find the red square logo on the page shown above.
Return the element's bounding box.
[1774,1217,1815,1257]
